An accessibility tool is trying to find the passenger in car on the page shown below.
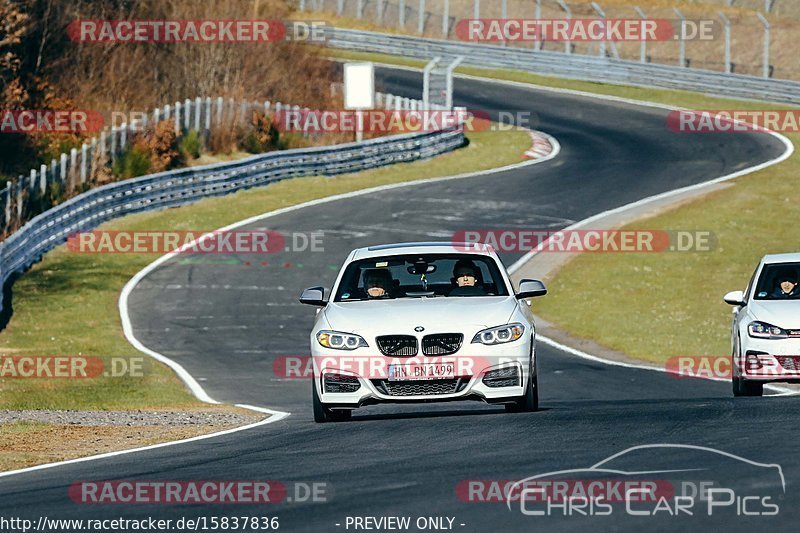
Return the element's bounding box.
[449,260,487,296]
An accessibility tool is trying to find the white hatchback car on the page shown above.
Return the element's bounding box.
[724,253,800,396]
[299,242,547,422]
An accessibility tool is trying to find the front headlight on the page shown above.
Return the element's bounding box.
[471,323,525,345]
[748,321,789,339]
[316,330,369,350]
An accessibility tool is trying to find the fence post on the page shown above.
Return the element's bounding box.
[80,143,88,183]
[378,0,385,25]
[399,0,406,28]
[205,97,212,131]
[673,8,686,66]
[175,101,182,135]
[29,169,36,193]
[50,159,57,187]
[418,0,426,34]
[164,103,171,120]
[185,98,192,130]
[195,97,202,130]
[634,6,646,63]
[40,164,47,194]
[337,0,344,16]
[442,0,449,38]
[756,12,770,78]
[216,97,223,124]
[16,178,23,219]
[90,139,97,179]
[473,0,479,18]
[120,123,127,150]
[534,0,541,51]
[70,148,77,188]
[5,182,10,225]
[719,12,731,73]
[60,153,67,184]
[357,0,363,19]
[556,0,572,54]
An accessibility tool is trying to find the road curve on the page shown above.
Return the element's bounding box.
[0,68,794,532]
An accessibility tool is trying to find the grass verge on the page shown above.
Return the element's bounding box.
[328,49,799,366]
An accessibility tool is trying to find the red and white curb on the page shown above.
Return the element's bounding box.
[523,130,555,159]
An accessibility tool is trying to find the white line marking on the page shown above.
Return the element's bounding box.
[0,404,289,479]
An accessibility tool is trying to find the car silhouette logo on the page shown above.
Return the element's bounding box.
[414,326,425,332]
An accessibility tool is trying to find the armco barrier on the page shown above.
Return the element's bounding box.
[324,27,800,106]
[0,125,465,311]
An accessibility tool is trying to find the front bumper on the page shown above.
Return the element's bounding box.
[311,343,532,407]
[739,336,800,381]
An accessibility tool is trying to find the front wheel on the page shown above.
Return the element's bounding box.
[312,380,352,422]
[506,359,539,412]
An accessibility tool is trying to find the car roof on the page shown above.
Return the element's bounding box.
[762,253,800,264]
[350,242,497,261]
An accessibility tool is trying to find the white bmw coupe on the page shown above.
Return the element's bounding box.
[299,242,547,422]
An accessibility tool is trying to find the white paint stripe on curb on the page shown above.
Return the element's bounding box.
[0,404,289,480]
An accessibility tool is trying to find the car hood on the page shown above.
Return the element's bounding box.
[323,296,518,335]
[748,300,800,329]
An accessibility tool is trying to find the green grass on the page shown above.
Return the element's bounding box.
[325,49,800,365]
[0,128,530,409]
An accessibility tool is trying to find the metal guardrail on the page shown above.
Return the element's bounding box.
[0,125,465,311]
[325,27,800,106]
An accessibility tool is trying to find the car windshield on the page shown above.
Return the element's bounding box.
[754,262,800,300]
[333,254,509,302]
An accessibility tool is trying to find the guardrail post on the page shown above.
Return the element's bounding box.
[756,12,770,78]
[556,0,572,54]
[719,12,731,73]
[634,6,646,63]
[80,143,88,183]
[674,8,686,67]
[442,0,449,38]
[418,0,426,34]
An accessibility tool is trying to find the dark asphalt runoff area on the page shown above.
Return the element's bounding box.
[0,67,794,533]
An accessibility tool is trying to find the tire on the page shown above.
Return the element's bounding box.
[506,357,539,413]
[732,376,763,397]
[312,380,352,422]
[731,342,764,397]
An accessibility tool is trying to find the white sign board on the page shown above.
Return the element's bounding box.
[343,62,375,110]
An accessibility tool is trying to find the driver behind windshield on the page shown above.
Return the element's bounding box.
[772,269,800,298]
[362,269,393,299]
[449,260,486,296]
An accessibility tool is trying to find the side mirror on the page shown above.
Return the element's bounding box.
[723,290,745,306]
[300,286,328,307]
[516,279,547,300]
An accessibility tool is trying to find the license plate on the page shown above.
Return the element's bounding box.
[387,362,455,381]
